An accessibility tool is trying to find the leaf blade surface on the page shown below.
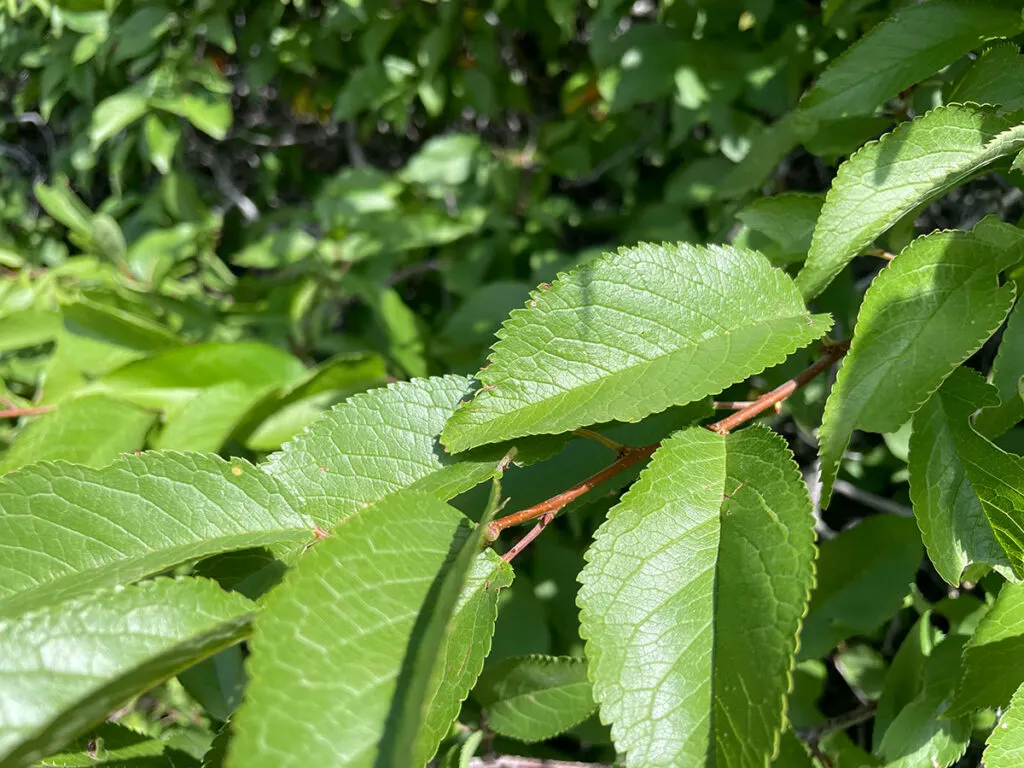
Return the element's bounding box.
[578,426,815,767]
[0,577,255,768]
[443,243,830,452]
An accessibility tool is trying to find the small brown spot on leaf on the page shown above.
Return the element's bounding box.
[231,466,242,476]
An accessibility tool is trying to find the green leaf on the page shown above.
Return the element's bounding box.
[442,243,831,452]
[873,612,943,750]
[950,43,1024,112]
[976,299,1024,437]
[876,637,970,768]
[735,192,824,265]
[0,310,61,353]
[241,353,388,451]
[89,214,127,264]
[834,645,887,701]
[94,342,305,411]
[474,656,595,743]
[936,369,1024,576]
[984,681,1024,767]
[227,491,513,768]
[111,6,173,63]
[90,91,149,149]
[772,729,816,767]
[0,577,254,768]
[717,111,819,199]
[578,425,816,767]
[33,179,93,240]
[948,582,1024,715]
[401,134,480,188]
[34,723,194,766]
[387,479,510,768]
[0,452,311,620]
[799,0,1024,119]
[799,515,922,660]
[0,395,155,473]
[178,646,246,723]
[909,369,1013,584]
[150,92,232,141]
[816,228,1017,505]
[143,113,181,175]
[265,376,503,528]
[798,104,1024,299]
[154,382,270,453]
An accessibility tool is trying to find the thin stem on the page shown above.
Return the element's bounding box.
[501,514,554,563]
[489,340,850,554]
[833,479,912,518]
[798,704,876,742]
[0,405,55,418]
[713,400,756,410]
[572,428,624,452]
[867,249,895,261]
[708,341,849,435]
[486,444,656,541]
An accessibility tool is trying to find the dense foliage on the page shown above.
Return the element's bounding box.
[3,0,1024,766]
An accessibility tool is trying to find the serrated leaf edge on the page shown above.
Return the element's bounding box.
[576,424,818,767]
[816,227,1017,506]
[799,102,1024,297]
[442,242,832,451]
[476,655,595,744]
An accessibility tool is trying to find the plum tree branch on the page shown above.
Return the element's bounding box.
[0,405,55,418]
[491,340,850,559]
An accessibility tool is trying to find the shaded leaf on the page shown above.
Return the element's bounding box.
[177,645,246,723]
[800,515,922,660]
[976,299,1024,437]
[474,656,595,743]
[910,369,1012,584]
[0,577,254,768]
[876,637,970,768]
[578,426,816,767]
[442,243,830,452]
[950,43,1024,112]
[735,193,824,265]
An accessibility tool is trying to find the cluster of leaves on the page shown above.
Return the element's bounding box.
[5,0,1024,767]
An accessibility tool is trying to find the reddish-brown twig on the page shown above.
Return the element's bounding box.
[707,340,849,435]
[486,444,656,543]
[493,341,850,561]
[0,405,55,418]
